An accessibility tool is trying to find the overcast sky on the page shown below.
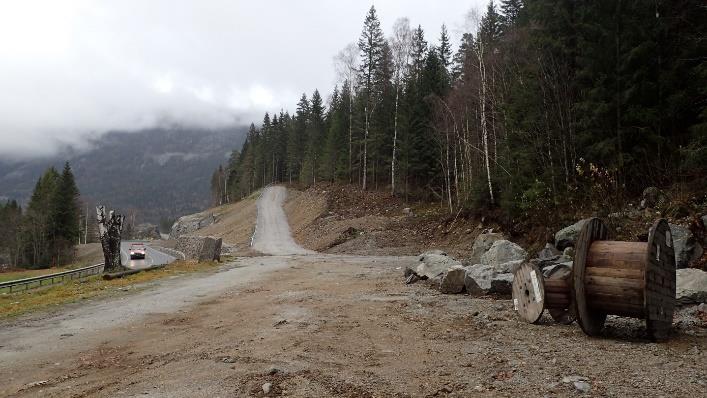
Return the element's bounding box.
[0,0,485,160]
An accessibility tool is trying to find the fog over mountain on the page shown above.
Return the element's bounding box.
[0,0,479,160]
[0,127,248,223]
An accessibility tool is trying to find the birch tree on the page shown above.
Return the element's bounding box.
[389,17,412,196]
[334,43,359,183]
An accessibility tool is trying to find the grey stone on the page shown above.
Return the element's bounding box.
[440,266,466,294]
[176,235,222,262]
[573,381,591,393]
[562,375,588,383]
[480,240,527,267]
[538,243,561,261]
[464,264,494,295]
[670,224,704,268]
[555,219,589,250]
[262,383,272,394]
[414,251,461,279]
[464,264,514,296]
[490,273,514,295]
[676,268,707,305]
[169,212,216,239]
[402,207,414,217]
[405,273,420,285]
[469,231,504,264]
[494,259,524,274]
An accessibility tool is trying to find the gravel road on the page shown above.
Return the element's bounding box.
[1,185,704,397]
[251,186,314,255]
[120,242,177,270]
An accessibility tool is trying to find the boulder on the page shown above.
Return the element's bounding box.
[490,273,514,295]
[469,231,504,264]
[537,243,561,262]
[414,251,461,279]
[494,259,524,274]
[670,224,704,268]
[464,264,495,295]
[464,264,514,297]
[402,207,414,217]
[676,268,707,305]
[170,212,216,239]
[439,266,466,294]
[480,240,527,267]
[176,235,222,262]
[554,219,589,250]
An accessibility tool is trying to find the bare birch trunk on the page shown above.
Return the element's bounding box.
[479,48,494,205]
[391,86,399,196]
[349,83,353,184]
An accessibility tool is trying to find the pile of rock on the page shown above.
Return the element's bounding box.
[170,212,217,240]
[176,235,222,262]
[405,231,528,297]
[676,268,707,305]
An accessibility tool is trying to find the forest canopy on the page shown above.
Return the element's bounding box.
[213,1,706,220]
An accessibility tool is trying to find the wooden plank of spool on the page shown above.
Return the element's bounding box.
[512,262,545,324]
[644,219,675,341]
[544,264,575,325]
[572,218,609,336]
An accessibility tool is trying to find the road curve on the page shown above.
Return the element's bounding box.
[251,186,314,255]
[120,242,176,270]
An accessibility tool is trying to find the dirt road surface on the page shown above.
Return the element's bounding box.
[252,186,314,256]
[1,186,705,397]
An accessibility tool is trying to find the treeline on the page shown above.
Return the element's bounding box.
[213,1,706,217]
[0,163,83,269]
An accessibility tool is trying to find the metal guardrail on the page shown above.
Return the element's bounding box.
[0,263,105,293]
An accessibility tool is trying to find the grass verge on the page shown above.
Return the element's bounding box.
[0,260,220,319]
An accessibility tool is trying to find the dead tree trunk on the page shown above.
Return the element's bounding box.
[96,206,125,273]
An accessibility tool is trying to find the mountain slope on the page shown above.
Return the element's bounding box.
[0,126,247,223]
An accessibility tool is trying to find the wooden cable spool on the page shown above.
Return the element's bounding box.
[513,262,575,324]
[572,218,676,340]
[543,264,575,324]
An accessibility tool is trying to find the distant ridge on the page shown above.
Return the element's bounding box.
[0,126,247,223]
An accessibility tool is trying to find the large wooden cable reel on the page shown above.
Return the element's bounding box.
[572,218,676,340]
[512,261,575,324]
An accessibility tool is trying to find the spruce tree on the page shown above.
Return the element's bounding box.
[358,5,385,189]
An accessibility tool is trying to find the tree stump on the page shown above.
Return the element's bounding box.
[97,206,125,273]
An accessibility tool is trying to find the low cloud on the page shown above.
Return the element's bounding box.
[0,0,480,160]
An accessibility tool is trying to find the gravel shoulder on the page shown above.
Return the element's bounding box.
[2,254,705,397]
[2,185,705,397]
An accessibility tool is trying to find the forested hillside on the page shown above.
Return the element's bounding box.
[1,126,247,224]
[0,163,81,268]
[214,1,706,221]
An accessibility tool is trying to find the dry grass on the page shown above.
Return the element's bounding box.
[192,190,260,249]
[0,243,105,283]
[0,260,220,319]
